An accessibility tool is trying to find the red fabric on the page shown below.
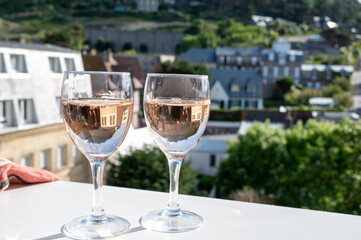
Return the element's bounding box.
[0,157,60,192]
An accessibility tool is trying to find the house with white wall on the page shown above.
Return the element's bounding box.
[0,41,84,129]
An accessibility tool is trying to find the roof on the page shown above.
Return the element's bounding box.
[191,138,230,153]
[251,15,274,27]
[181,48,216,63]
[112,55,146,85]
[216,47,261,56]
[301,64,354,72]
[238,121,284,135]
[309,97,334,105]
[211,69,263,99]
[0,41,78,53]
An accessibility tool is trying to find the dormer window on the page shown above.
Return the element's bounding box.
[65,58,76,71]
[268,53,275,61]
[220,56,225,65]
[231,84,240,92]
[0,53,6,73]
[10,54,27,73]
[49,57,62,73]
[246,84,256,93]
[0,101,7,125]
[18,99,34,124]
[226,56,231,64]
[237,56,243,65]
[289,54,296,62]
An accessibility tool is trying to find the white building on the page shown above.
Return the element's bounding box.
[0,41,84,131]
[185,134,237,177]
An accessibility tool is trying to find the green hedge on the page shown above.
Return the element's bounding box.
[217,119,361,214]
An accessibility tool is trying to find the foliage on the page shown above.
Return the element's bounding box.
[284,76,353,110]
[42,21,88,50]
[155,61,211,78]
[284,85,322,105]
[122,42,133,51]
[216,119,361,215]
[197,175,215,196]
[320,28,352,48]
[275,76,295,99]
[107,145,198,195]
[94,37,115,52]
[139,43,148,53]
[271,18,304,36]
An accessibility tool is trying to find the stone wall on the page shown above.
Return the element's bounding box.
[86,28,184,54]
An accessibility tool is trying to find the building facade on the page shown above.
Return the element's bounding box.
[210,69,263,109]
[301,64,353,89]
[0,41,89,182]
[260,40,303,97]
[137,0,159,12]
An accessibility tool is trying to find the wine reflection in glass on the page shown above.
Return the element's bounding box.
[140,73,210,232]
[61,71,133,239]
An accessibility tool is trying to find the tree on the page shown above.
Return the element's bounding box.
[139,43,148,53]
[320,28,352,48]
[43,31,71,48]
[106,145,198,195]
[275,76,295,99]
[95,37,115,52]
[123,42,133,51]
[155,61,211,79]
[216,119,361,215]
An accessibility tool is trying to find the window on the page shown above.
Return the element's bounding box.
[326,70,332,80]
[263,78,268,85]
[10,54,27,73]
[289,54,296,62]
[294,67,300,78]
[340,70,345,78]
[278,54,286,65]
[210,155,216,167]
[226,56,231,64]
[294,78,300,85]
[311,69,317,81]
[315,82,321,90]
[220,56,225,64]
[65,58,76,71]
[237,56,243,65]
[246,85,256,93]
[0,53,6,73]
[268,53,275,61]
[18,99,33,123]
[56,97,61,117]
[307,81,313,88]
[273,66,279,77]
[72,144,79,163]
[57,145,66,168]
[40,149,50,170]
[283,67,290,76]
[49,57,62,73]
[0,101,6,124]
[231,84,240,92]
[21,154,32,167]
[251,56,257,65]
[263,66,268,77]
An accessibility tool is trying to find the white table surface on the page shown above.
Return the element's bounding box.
[1,181,361,240]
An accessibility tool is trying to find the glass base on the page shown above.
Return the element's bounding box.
[139,210,203,233]
[62,215,130,239]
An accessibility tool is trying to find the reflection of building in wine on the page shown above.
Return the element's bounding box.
[0,41,90,182]
[83,51,143,128]
[100,106,117,127]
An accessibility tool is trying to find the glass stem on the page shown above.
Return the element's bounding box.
[166,158,182,217]
[90,160,106,221]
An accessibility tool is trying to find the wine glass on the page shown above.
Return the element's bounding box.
[61,71,133,239]
[140,73,210,232]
